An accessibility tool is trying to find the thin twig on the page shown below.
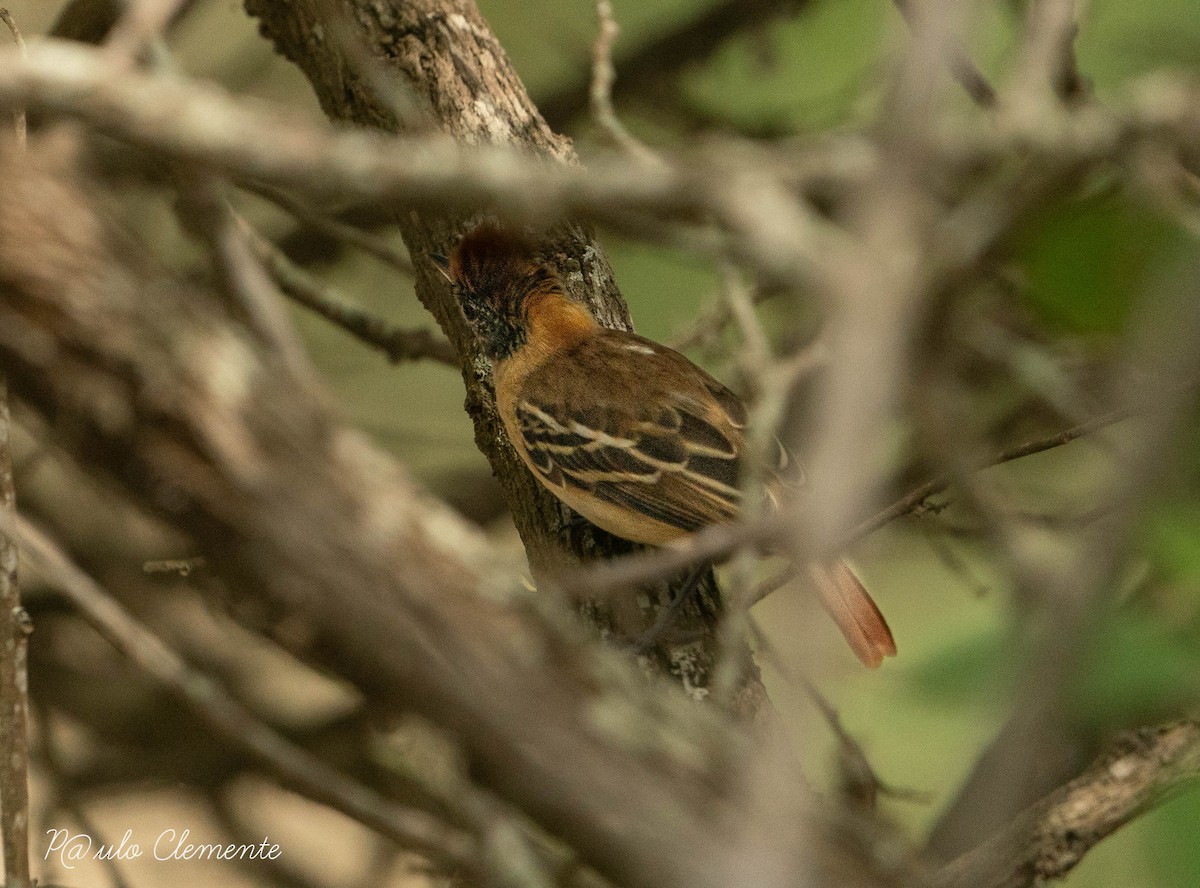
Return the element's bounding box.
[538,0,811,129]
[892,0,997,108]
[589,0,661,166]
[846,404,1151,544]
[240,181,415,274]
[0,376,31,888]
[750,621,925,808]
[16,516,478,872]
[178,177,319,386]
[241,221,458,365]
[0,8,25,148]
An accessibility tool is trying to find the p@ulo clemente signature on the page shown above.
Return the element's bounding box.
[45,828,282,869]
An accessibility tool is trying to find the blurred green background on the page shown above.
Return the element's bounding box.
[9,1,1200,885]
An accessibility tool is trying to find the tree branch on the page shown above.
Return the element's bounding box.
[933,720,1200,888]
[239,0,763,704]
[537,0,812,130]
[50,0,200,45]
[0,145,793,888]
[241,219,458,365]
[0,374,31,888]
[17,515,476,872]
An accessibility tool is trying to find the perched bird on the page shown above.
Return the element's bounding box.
[433,226,896,668]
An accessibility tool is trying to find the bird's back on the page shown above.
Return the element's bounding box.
[496,328,748,544]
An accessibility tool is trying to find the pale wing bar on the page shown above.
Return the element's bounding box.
[516,400,743,533]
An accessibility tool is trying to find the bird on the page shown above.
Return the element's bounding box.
[432,225,896,668]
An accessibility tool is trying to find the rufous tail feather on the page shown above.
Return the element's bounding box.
[805,560,896,668]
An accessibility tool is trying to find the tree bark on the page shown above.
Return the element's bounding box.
[0,148,785,888]
[242,0,754,698]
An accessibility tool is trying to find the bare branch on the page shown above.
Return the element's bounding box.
[0,146,798,888]
[588,0,661,165]
[17,516,478,871]
[926,253,1200,861]
[0,8,25,148]
[0,374,31,888]
[848,404,1158,543]
[0,40,856,289]
[538,0,812,130]
[240,221,458,365]
[241,181,415,275]
[178,176,318,386]
[933,721,1200,888]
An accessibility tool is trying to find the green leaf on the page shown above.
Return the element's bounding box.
[1070,611,1200,730]
[1015,193,1188,335]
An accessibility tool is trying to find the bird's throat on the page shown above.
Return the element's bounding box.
[523,292,598,357]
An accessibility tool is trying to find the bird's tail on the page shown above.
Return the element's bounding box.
[804,560,896,668]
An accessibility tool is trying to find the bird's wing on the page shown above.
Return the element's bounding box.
[514,381,745,535]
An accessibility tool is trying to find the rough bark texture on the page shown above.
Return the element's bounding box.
[0,375,31,888]
[242,0,749,695]
[0,148,781,888]
[934,721,1200,888]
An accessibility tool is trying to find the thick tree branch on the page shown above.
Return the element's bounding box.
[237,0,764,699]
[0,146,797,888]
[934,721,1200,888]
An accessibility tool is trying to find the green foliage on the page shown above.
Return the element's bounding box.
[1071,609,1200,731]
[1013,193,1190,335]
[904,603,1200,729]
[903,623,1011,707]
[683,0,888,132]
[1145,787,1200,888]
[1148,498,1200,592]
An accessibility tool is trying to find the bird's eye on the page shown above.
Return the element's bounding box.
[461,300,479,323]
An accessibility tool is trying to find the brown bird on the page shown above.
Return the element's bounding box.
[433,226,896,667]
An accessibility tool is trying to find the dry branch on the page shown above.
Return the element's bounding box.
[237,0,769,702]
[241,221,458,365]
[0,374,31,888]
[17,516,475,871]
[537,0,812,130]
[0,13,30,880]
[0,145,792,888]
[934,721,1200,888]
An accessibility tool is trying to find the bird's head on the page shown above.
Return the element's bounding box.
[431,226,563,361]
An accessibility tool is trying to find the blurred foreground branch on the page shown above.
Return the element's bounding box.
[0,375,31,888]
[0,145,799,888]
[17,515,476,872]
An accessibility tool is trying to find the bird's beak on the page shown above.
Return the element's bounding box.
[429,251,453,283]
